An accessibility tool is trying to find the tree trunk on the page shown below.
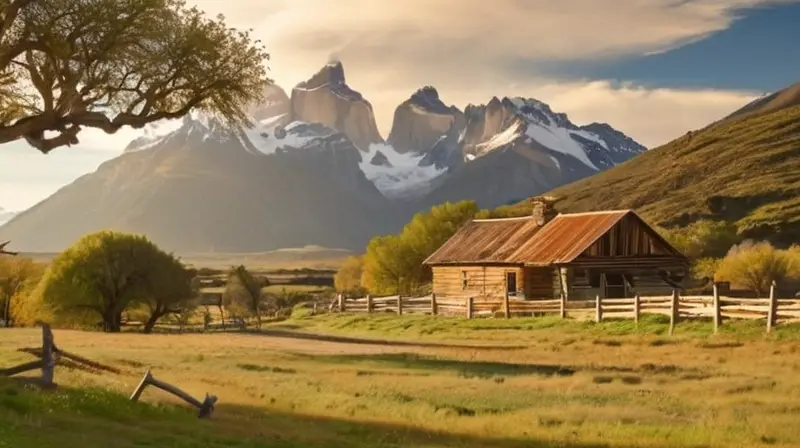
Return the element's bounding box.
[143,314,159,334]
[104,310,123,333]
[218,304,226,331]
[142,304,165,334]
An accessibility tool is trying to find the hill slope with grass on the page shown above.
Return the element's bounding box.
[542,96,800,246]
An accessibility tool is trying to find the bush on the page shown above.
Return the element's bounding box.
[716,241,800,296]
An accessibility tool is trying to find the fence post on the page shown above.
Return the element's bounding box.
[431,293,438,316]
[767,281,777,333]
[713,283,721,334]
[366,294,373,313]
[633,294,641,325]
[503,290,510,319]
[466,297,473,320]
[595,294,602,323]
[559,293,566,319]
[397,296,403,315]
[669,289,679,336]
[338,294,344,313]
[41,324,56,387]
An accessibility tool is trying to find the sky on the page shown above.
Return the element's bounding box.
[2,0,800,212]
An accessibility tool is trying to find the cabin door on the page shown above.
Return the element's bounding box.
[506,272,518,297]
[605,273,627,298]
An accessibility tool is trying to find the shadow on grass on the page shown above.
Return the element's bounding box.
[294,352,576,378]
[0,377,671,448]
[214,402,627,448]
[243,328,528,351]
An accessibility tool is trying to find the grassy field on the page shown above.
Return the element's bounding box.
[3,314,800,447]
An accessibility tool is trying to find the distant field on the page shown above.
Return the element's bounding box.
[17,245,353,270]
[3,314,800,447]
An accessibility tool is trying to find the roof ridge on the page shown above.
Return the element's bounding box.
[557,209,632,217]
[472,216,535,222]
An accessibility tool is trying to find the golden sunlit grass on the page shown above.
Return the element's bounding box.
[3,314,800,447]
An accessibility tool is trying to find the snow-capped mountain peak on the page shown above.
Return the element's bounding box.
[460,95,645,171]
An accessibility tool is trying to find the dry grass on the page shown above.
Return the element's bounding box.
[3,316,800,447]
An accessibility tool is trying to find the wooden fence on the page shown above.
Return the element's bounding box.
[336,282,800,334]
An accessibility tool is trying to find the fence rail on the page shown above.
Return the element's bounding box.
[336,282,793,334]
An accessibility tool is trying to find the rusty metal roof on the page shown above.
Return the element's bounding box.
[507,210,630,265]
[424,210,674,266]
[422,216,545,265]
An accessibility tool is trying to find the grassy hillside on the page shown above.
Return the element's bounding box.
[543,104,800,245]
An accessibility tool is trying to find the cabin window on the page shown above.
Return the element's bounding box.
[506,272,517,296]
[461,271,467,290]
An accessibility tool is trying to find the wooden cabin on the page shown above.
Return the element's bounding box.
[423,198,689,300]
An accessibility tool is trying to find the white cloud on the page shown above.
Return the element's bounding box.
[1,0,786,211]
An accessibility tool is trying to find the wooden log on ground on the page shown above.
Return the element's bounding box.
[131,369,217,418]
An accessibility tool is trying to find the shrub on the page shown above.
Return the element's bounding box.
[716,241,799,296]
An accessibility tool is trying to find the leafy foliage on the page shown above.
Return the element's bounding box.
[361,201,479,295]
[223,265,267,328]
[716,241,800,296]
[334,256,365,295]
[0,0,270,153]
[655,220,741,260]
[33,231,193,332]
[0,256,45,326]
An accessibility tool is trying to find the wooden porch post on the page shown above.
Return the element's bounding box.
[503,290,510,319]
[466,297,473,319]
[559,293,566,319]
[633,293,641,325]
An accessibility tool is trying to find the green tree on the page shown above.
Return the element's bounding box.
[361,201,479,294]
[334,256,365,296]
[0,0,269,153]
[716,241,799,296]
[35,231,178,332]
[140,256,197,333]
[0,256,45,326]
[223,265,267,330]
[656,220,740,260]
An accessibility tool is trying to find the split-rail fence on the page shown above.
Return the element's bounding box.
[335,283,800,334]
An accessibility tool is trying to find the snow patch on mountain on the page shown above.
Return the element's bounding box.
[476,120,523,154]
[510,98,600,170]
[524,120,599,170]
[359,143,446,199]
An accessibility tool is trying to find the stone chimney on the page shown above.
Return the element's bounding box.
[530,196,558,226]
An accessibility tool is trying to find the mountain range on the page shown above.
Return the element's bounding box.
[0,62,646,253]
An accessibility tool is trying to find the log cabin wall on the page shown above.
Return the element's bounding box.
[522,267,559,299]
[581,214,674,258]
[431,265,523,298]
